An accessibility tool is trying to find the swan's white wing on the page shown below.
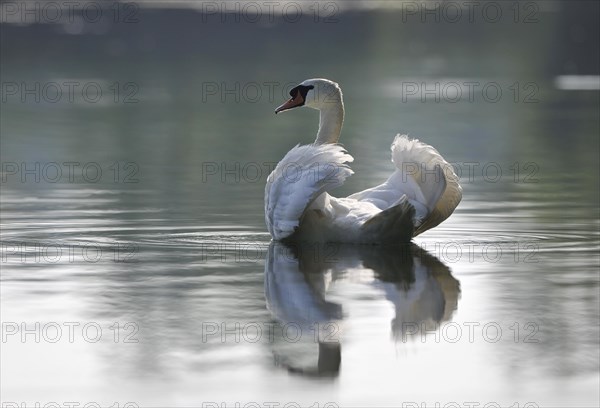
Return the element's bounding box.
[388,135,462,236]
[265,144,354,240]
[413,179,462,235]
[348,135,461,236]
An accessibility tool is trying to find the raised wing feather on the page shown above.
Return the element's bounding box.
[390,135,462,236]
[265,144,354,240]
[413,169,462,236]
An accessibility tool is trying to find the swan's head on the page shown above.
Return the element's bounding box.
[275,78,342,114]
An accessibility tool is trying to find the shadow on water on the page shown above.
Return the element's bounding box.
[264,242,460,377]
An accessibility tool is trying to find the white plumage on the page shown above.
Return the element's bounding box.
[265,143,354,240]
[265,78,461,244]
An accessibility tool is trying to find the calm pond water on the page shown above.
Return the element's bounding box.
[1,2,599,407]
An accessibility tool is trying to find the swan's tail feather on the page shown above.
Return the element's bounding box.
[265,144,354,240]
[361,199,415,244]
[391,135,462,236]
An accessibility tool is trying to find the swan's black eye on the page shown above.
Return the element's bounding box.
[289,84,314,99]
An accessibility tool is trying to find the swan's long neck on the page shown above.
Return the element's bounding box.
[315,99,344,145]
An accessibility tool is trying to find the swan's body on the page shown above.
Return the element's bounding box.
[265,78,461,244]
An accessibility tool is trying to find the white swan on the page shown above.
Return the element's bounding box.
[265,78,462,244]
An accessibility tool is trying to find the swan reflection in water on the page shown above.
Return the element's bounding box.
[264,242,460,377]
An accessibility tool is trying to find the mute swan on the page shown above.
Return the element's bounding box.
[265,78,461,244]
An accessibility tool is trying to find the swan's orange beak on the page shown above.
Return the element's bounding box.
[275,91,304,114]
